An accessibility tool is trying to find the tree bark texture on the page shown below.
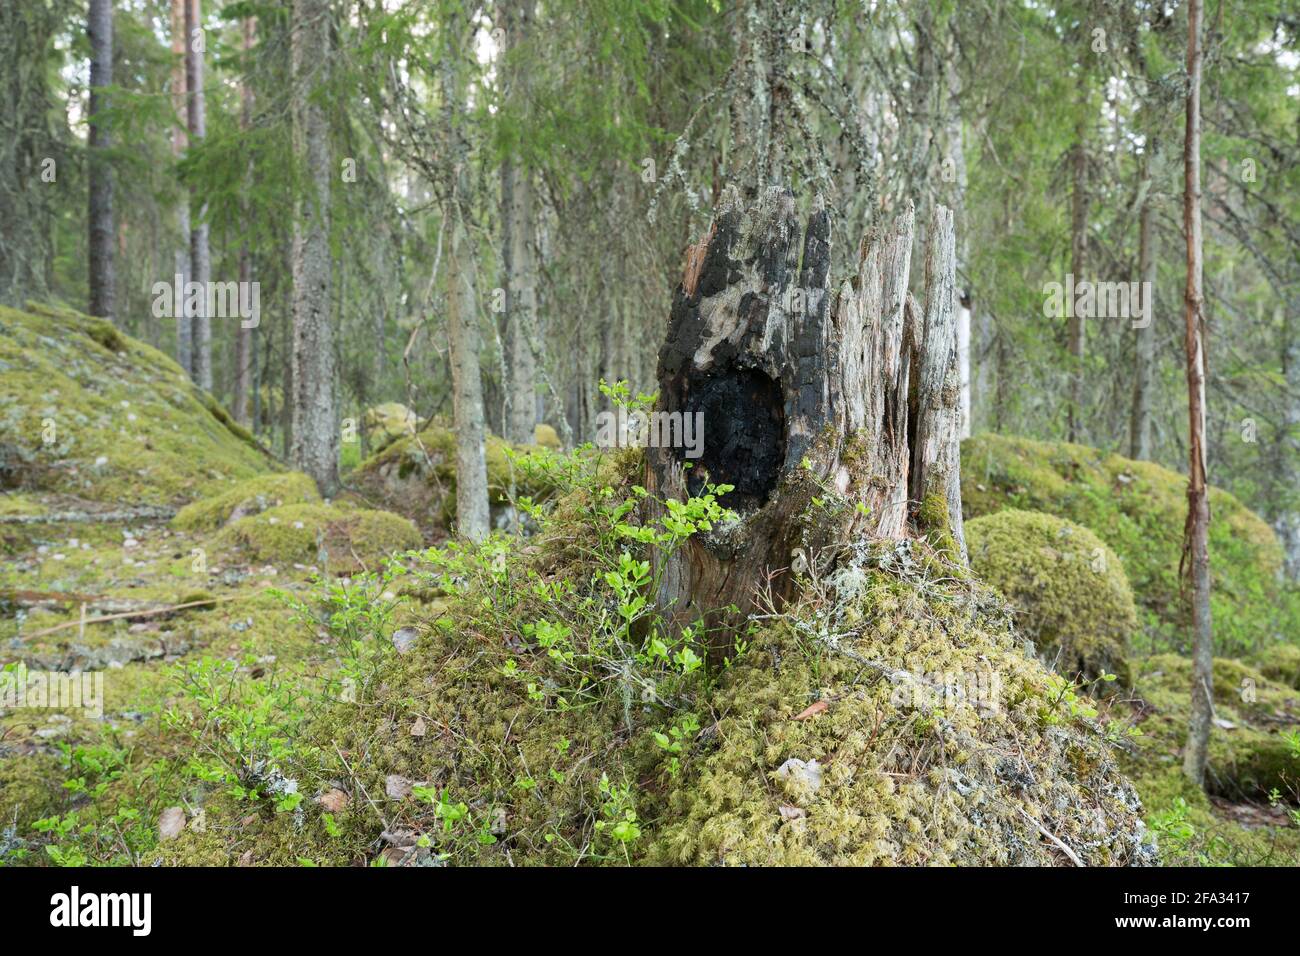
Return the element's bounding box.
[185,0,211,390]
[170,0,192,377]
[87,0,115,324]
[289,0,339,495]
[233,15,256,427]
[1130,151,1158,461]
[1180,0,1214,788]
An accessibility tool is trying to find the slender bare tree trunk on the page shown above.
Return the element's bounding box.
[1067,117,1088,444]
[441,39,490,540]
[170,0,192,377]
[500,0,539,445]
[233,16,256,427]
[1130,148,1158,460]
[289,0,339,494]
[448,210,490,541]
[185,0,211,390]
[1278,303,1300,579]
[1181,0,1214,787]
[87,0,115,324]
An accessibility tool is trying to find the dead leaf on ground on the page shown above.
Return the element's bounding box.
[794,700,829,720]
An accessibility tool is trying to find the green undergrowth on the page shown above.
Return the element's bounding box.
[966,509,1136,686]
[962,434,1299,656]
[0,303,269,506]
[149,432,1152,867]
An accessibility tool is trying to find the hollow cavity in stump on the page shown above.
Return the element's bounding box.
[682,367,785,510]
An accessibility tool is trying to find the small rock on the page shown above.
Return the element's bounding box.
[317,789,350,813]
[391,627,419,655]
[775,757,823,795]
[385,774,414,799]
[158,806,187,841]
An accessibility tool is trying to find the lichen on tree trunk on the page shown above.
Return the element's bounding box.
[647,186,965,648]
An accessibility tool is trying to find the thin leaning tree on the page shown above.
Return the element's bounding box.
[1180,0,1214,787]
[645,186,965,652]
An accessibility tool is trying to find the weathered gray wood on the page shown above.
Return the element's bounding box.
[647,186,965,650]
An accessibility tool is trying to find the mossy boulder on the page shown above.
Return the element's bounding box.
[1253,643,1300,691]
[533,424,561,450]
[1126,654,1300,801]
[212,502,421,574]
[362,402,418,454]
[962,433,1299,654]
[172,472,321,532]
[966,509,1135,685]
[352,421,562,532]
[0,303,269,506]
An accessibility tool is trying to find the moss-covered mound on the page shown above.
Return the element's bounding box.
[1125,654,1300,801]
[0,303,268,506]
[962,434,1298,654]
[173,472,321,532]
[161,530,1153,867]
[212,502,421,573]
[350,421,563,532]
[965,510,1135,686]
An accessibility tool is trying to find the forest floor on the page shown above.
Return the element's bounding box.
[2,305,1298,866]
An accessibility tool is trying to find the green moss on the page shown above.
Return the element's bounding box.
[647,567,1150,866]
[534,424,561,450]
[0,753,66,830]
[1127,654,1300,800]
[352,421,566,530]
[962,433,1299,655]
[1253,643,1300,691]
[213,502,421,573]
[173,534,1153,867]
[0,494,45,518]
[966,509,1135,685]
[173,472,320,532]
[0,303,269,506]
[362,402,418,454]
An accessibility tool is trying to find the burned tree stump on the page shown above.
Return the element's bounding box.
[646,186,965,646]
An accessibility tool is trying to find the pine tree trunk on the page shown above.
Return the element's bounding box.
[87,0,115,324]
[1130,150,1158,460]
[170,0,192,378]
[448,207,490,541]
[233,16,256,427]
[648,188,965,650]
[441,26,489,540]
[289,0,339,495]
[1181,0,1214,787]
[1278,304,1300,580]
[500,0,539,445]
[185,0,211,390]
[1067,120,1088,444]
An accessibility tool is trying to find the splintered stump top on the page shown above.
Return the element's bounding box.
[647,186,965,646]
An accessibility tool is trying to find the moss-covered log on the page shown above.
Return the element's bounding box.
[647,187,966,642]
